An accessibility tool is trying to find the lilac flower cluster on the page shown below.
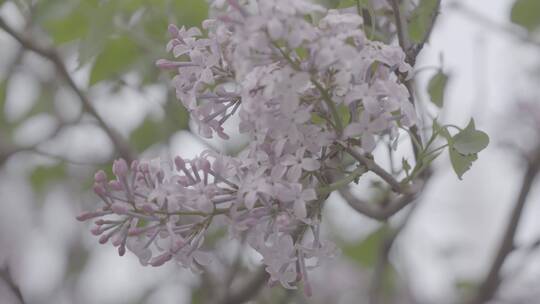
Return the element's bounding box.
[79,0,417,294]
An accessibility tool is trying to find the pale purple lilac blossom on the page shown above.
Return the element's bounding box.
[78,0,417,294]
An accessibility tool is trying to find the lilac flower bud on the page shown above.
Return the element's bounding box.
[108,180,123,191]
[112,233,123,247]
[150,253,172,267]
[93,184,107,196]
[168,24,179,37]
[198,158,211,173]
[76,212,98,222]
[174,156,185,171]
[94,170,108,183]
[91,226,102,236]
[99,234,111,244]
[118,245,126,256]
[111,202,130,215]
[130,160,139,172]
[113,159,129,177]
[95,219,106,225]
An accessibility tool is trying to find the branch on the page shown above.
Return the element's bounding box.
[409,0,442,60]
[389,0,410,52]
[0,17,135,163]
[388,0,433,159]
[0,267,25,304]
[217,267,269,304]
[342,145,407,194]
[368,202,419,304]
[468,154,540,304]
[339,187,416,221]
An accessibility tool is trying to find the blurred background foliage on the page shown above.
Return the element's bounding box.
[0,0,207,191]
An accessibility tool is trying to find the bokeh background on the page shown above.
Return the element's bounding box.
[1,0,540,303]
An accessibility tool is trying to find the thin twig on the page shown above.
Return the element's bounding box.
[0,17,135,163]
[389,0,410,52]
[388,0,427,160]
[0,267,25,304]
[218,267,269,304]
[343,145,406,194]
[468,153,540,304]
[409,0,442,61]
[339,187,416,221]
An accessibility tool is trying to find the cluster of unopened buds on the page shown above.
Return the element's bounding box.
[79,0,420,294]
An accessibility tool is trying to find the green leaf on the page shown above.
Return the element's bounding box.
[163,100,190,131]
[449,148,477,180]
[452,119,489,155]
[511,0,540,32]
[171,0,209,27]
[130,102,189,153]
[408,0,439,43]
[77,6,116,66]
[36,0,100,45]
[428,71,448,108]
[311,113,326,125]
[30,163,67,193]
[44,10,89,44]
[33,0,81,24]
[130,119,162,152]
[342,226,387,267]
[332,0,369,9]
[89,36,139,85]
[337,104,351,125]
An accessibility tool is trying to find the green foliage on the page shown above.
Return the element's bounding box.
[43,9,89,44]
[30,163,67,193]
[427,71,448,108]
[130,119,162,152]
[130,101,189,152]
[77,6,117,66]
[342,226,397,295]
[446,119,488,179]
[172,0,209,27]
[449,147,478,180]
[90,36,139,85]
[82,161,114,190]
[35,0,98,44]
[337,104,351,125]
[408,0,438,43]
[342,226,388,267]
[35,0,209,88]
[511,0,540,32]
[452,119,490,155]
[432,119,489,179]
[455,279,478,298]
[311,113,326,125]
